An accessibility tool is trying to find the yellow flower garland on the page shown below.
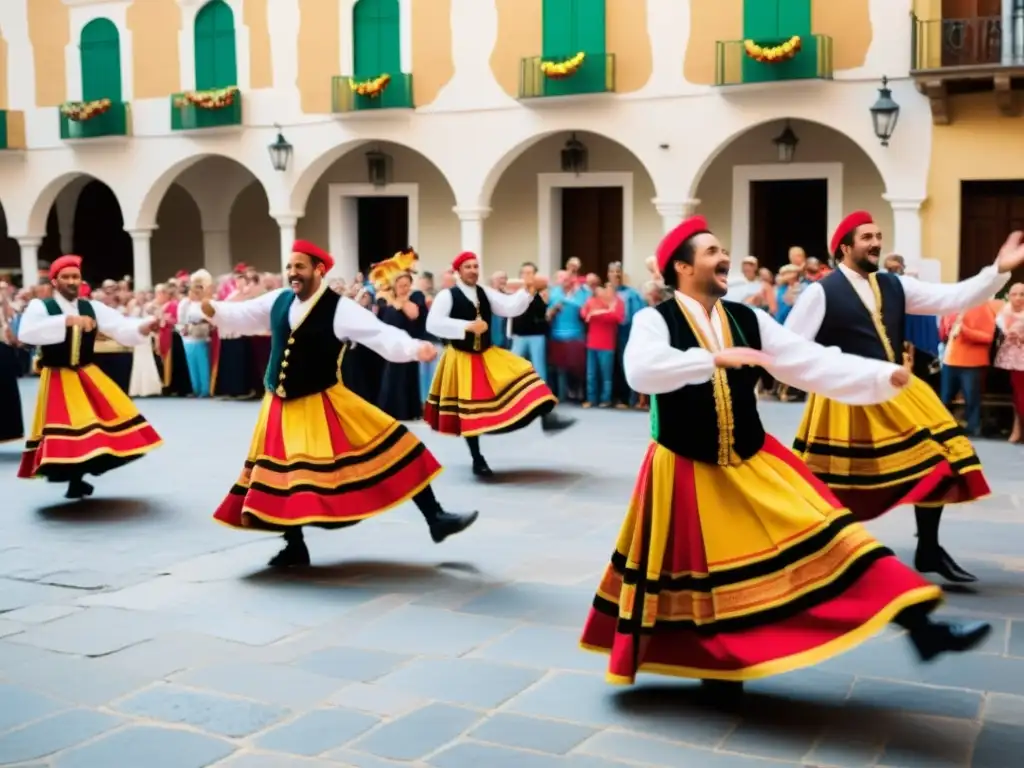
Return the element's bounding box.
[60,98,112,122]
[541,52,585,79]
[744,35,802,63]
[349,74,391,98]
[173,86,239,110]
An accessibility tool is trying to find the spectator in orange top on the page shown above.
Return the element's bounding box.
[581,284,625,407]
[939,299,1002,436]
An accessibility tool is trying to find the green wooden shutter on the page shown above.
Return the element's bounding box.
[574,0,605,54]
[353,0,401,77]
[80,18,122,101]
[743,0,780,39]
[542,0,573,56]
[194,0,237,89]
[776,0,812,36]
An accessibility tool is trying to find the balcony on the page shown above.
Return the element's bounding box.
[59,100,130,141]
[715,35,833,87]
[519,53,616,100]
[910,15,1024,123]
[170,88,243,132]
[331,73,414,115]
[0,110,25,150]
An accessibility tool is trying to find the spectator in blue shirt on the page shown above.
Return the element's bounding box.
[607,261,644,407]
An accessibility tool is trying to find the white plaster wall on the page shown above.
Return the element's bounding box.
[66,0,134,103]
[0,1,36,111]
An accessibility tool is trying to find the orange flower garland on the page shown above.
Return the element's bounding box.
[174,86,239,110]
[60,99,112,122]
[349,74,391,98]
[744,35,802,63]
[541,52,585,80]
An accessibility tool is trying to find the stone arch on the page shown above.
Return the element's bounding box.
[24,171,123,237]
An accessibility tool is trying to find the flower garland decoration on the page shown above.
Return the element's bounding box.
[744,35,802,63]
[348,74,391,98]
[173,86,239,110]
[541,51,585,80]
[60,98,112,122]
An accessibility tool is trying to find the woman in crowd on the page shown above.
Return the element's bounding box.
[126,290,163,398]
[0,283,24,443]
[177,270,214,398]
[995,281,1024,443]
[377,272,429,420]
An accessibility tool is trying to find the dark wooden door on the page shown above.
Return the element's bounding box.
[561,187,623,276]
[357,197,408,274]
[960,180,1024,286]
[749,179,828,271]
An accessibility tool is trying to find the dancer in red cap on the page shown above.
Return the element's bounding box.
[189,240,477,567]
[579,216,990,698]
[16,255,163,499]
[424,251,574,476]
[786,212,1024,584]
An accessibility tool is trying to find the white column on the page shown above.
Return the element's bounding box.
[883,194,935,278]
[653,199,698,234]
[1003,0,1013,65]
[202,228,233,277]
[127,229,154,290]
[275,216,297,275]
[17,237,41,288]
[453,206,490,268]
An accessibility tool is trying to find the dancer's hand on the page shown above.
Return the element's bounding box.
[416,342,438,362]
[200,299,215,318]
[139,319,159,336]
[713,348,772,369]
[996,231,1024,272]
[466,319,488,335]
[890,367,911,388]
[66,315,96,332]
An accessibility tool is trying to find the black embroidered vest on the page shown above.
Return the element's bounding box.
[815,270,905,362]
[650,299,765,465]
[447,286,492,353]
[38,298,97,369]
[511,292,548,337]
[264,288,345,399]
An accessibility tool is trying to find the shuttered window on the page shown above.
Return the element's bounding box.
[80,18,122,102]
[743,0,812,39]
[542,0,606,57]
[353,0,402,78]
[194,0,238,90]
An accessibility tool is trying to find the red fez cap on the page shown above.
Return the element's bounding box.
[292,239,334,271]
[452,251,477,271]
[79,282,92,299]
[830,211,873,255]
[656,216,709,273]
[175,270,189,280]
[49,255,82,281]
[233,262,248,274]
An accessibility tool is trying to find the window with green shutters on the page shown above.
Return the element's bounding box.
[742,0,812,39]
[80,18,122,102]
[194,0,238,89]
[542,0,606,57]
[352,0,401,78]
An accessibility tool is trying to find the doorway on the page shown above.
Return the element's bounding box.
[960,180,1024,285]
[560,187,623,276]
[357,197,409,275]
[749,178,828,271]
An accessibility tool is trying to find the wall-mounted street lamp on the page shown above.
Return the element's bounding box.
[772,120,799,163]
[267,125,293,172]
[560,133,588,175]
[870,76,900,146]
[366,148,393,187]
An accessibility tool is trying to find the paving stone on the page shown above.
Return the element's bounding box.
[179,611,304,645]
[216,754,346,768]
[256,708,380,755]
[429,741,569,767]
[90,631,246,678]
[0,578,79,612]
[328,683,428,717]
[0,684,66,733]
[848,678,983,719]
[339,606,516,656]
[2,604,82,624]
[53,725,236,768]
[576,733,801,767]
[375,657,544,708]
[972,723,1024,768]
[346,703,480,761]
[327,750,429,768]
[1009,620,1024,657]
[804,728,883,768]
[294,647,411,682]
[983,693,1024,725]
[919,652,1024,696]
[1,651,153,706]
[469,713,596,754]
[876,714,979,768]
[114,683,291,737]
[0,709,121,763]
[717,713,819,762]
[470,625,607,673]
[172,662,344,707]
[0,619,24,639]
[456,583,593,627]
[745,668,856,707]
[5,606,168,656]
[32,570,110,590]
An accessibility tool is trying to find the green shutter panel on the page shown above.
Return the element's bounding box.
[743,0,780,39]
[542,0,574,57]
[376,0,401,74]
[194,0,237,89]
[353,0,382,76]
[776,0,812,36]
[574,0,605,54]
[80,19,122,102]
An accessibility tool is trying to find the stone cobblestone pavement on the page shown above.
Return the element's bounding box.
[2,379,1024,767]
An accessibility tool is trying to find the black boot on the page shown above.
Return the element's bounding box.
[466,436,492,478]
[895,605,991,662]
[913,505,977,583]
[66,477,94,500]
[413,486,478,543]
[268,527,310,568]
[541,411,576,434]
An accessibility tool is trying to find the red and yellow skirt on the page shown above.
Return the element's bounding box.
[793,375,990,520]
[423,346,556,437]
[214,382,442,531]
[579,436,942,684]
[18,364,162,482]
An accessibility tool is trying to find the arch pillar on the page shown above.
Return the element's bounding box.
[882,194,939,281]
[17,237,42,288]
[453,206,490,268]
[127,228,154,290]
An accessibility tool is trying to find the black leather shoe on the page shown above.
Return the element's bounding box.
[472,459,494,478]
[915,546,978,583]
[66,479,94,500]
[268,540,311,568]
[541,413,576,434]
[909,620,991,662]
[429,510,479,543]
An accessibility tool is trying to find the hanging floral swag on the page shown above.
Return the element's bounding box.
[349,74,391,98]
[541,51,585,79]
[60,99,111,122]
[174,86,239,110]
[744,35,802,63]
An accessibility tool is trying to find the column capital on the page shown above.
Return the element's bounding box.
[882,194,926,212]
[652,199,700,217]
[125,228,155,241]
[452,206,492,221]
[16,237,42,248]
[270,212,301,227]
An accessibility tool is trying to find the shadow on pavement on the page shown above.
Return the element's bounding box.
[473,468,589,486]
[36,497,160,523]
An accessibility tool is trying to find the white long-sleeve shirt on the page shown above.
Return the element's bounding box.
[426,282,533,340]
[190,287,422,364]
[18,294,151,349]
[624,292,902,405]
[784,262,1010,340]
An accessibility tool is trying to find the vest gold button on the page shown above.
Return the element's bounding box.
[283,348,291,357]
[276,385,286,397]
[287,337,295,345]
[278,371,286,380]
[281,360,288,368]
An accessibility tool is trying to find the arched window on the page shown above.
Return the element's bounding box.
[742,0,811,39]
[80,18,122,102]
[194,0,237,89]
[542,0,605,57]
[352,0,401,77]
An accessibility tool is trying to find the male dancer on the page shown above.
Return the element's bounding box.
[424,252,574,476]
[192,240,477,567]
[580,216,989,697]
[16,255,162,499]
[786,212,1022,584]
